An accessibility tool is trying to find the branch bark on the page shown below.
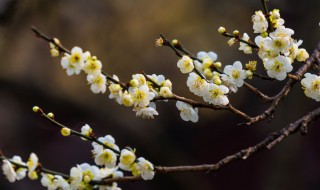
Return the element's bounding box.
[97,105,320,184]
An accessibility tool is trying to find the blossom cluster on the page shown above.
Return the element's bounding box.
[49,45,176,119]
[175,51,249,122]
[1,123,155,190]
[251,9,309,80]
[108,73,173,119]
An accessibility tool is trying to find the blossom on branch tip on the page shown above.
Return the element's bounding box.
[270,9,284,28]
[177,55,194,73]
[252,10,268,33]
[301,73,320,101]
[176,101,199,123]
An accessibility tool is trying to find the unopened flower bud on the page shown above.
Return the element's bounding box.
[61,127,71,136]
[296,49,309,62]
[245,70,253,79]
[50,48,59,57]
[129,79,139,87]
[172,39,179,46]
[227,38,236,46]
[32,106,40,113]
[245,61,257,71]
[213,62,222,68]
[233,30,239,36]
[218,27,226,34]
[203,69,213,79]
[47,112,54,119]
[53,38,61,45]
[159,87,173,98]
[261,32,268,38]
[213,75,222,85]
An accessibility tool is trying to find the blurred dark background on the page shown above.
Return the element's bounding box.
[0,0,319,189]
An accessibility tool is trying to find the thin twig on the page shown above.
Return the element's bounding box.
[222,32,259,49]
[245,41,320,125]
[35,108,121,155]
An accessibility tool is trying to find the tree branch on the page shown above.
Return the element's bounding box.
[245,41,320,125]
[96,105,320,184]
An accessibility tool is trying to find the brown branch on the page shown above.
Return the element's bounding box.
[245,41,320,125]
[153,94,252,121]
[222,32,259,49]
[243,82,273,102]
[93,105,320,185]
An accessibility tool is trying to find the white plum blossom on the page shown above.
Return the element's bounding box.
[269,9,284,28]
[11,156,27,181]
[296,48,309,62]
[94,148,117,168]
[135,157,154,180]
[120,91,134,107]
[223,61,246,88]
[135,102,158,119]
[87,73,107,94]
[197,51,218,62]
[92,135,120,153]
[41,174,70,190]
[119,149,136,171]
[264,55,293,81]
[100,167,123,179]
[82,55,102,76]
[147,74,166,86]
[109,76,123,104]
[81,124,92,138]
[176,101,199,123]
[129,85,155,108]
[187,72,209,96]
[132,74,147,87]
[61,46,87,76]
[159,86,173,98]
[203,84,229,106]
[2,160,16,183]
[239,33,252,54]
[177,55,194,73]
[70,163,101,189]
[301,73,320,101]
[27,153,39,180]
[252,10,268,33]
